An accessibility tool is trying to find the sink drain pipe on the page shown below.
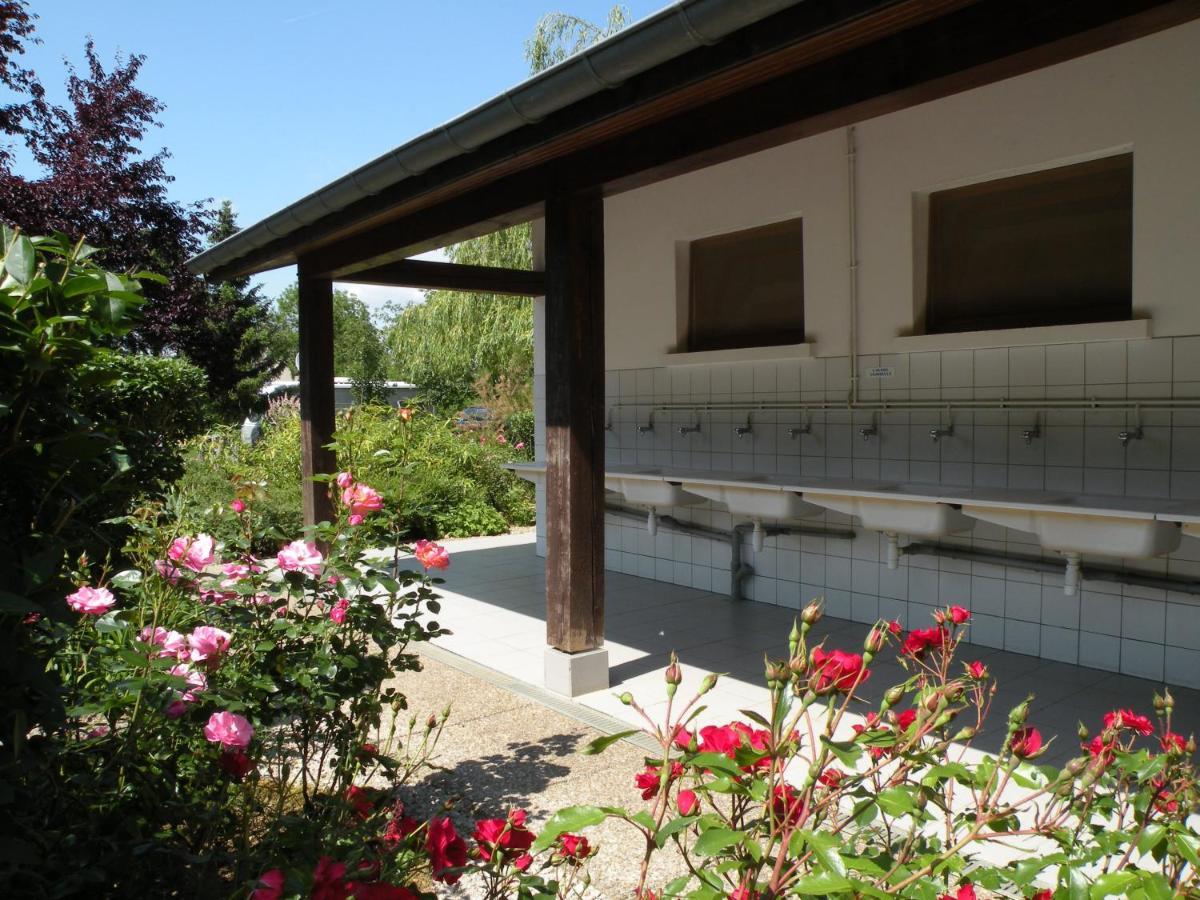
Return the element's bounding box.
[604,503,856,602]
[903,542,1200,597]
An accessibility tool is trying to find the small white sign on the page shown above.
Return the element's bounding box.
[868,366,895,378]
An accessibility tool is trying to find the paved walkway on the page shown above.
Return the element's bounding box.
[422,533,1198,769]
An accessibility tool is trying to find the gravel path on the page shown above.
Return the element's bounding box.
[380,651,690,898]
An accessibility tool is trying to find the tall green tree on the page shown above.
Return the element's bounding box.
[272,285,391,401]
[190,201,283,418]
[385,6,629,412]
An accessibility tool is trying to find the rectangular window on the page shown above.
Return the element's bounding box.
[925,153,1133,334]
[687,218,804,352]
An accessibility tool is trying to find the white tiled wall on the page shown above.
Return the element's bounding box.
[535,336,1200,689]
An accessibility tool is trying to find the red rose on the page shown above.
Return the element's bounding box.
[473,810,535,863]
[634,760,683,799]
[729,888,754,900]
[344,785,375,820]
[811,648,869,693]
[251,869,285,900]
[896,709,918,731]
[948,605,971,625]
[818,768,845,788]
[218,748,255,780]
[1088,734,1115,765]
[558,833,591,861]
[697,724,742,756]
[901,626,946,658]
[1104,709,1154,736]
[677,788,699,816]
[383,814,420,847]
[966,660,988,680]
[426,816,467,884]
[1010,727,1043,759]
[888,619,902,635]
[311,857,349,900]
[939,885,976,900]
[770,783,805,827]
[1161,731,1187,753]
[513,854,532,871]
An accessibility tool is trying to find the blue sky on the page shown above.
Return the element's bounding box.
[15,1,661,309]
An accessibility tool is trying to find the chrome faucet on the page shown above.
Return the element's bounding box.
[678,421,701,437]
[1021,422,1041,445]
[858,424,877,442]
[636,410,654,435]
[1118,426,1143,447]
[786,423,811,439]
[930,424,954,443]
[734,414,753,439]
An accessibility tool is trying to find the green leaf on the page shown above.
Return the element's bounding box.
[655,815,697,848]
[582,729,639,755]
[1136,823,1166,855]
[62,274,106,297]
[1090,871,1138,898]
[693,827,743,856]
[529,805,606,852]
[820,736,863,766]
[800,829,847,877]
[4,235,35,283]
[663,874,692,898]
[1069,866,1092,900]
[110,569,142,589]
[791,871,852,894]
[875,787,916,817]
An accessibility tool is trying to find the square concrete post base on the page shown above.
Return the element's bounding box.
[544,646,609,697]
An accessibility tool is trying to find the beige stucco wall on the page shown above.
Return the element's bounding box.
[601,18,1200,370]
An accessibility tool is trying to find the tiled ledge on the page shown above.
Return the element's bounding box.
[891,319,1151,353]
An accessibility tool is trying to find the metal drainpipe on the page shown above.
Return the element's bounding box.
[904,542,1200,597]
[603,504,856,602]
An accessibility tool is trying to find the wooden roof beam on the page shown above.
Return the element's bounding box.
[341,258,545,296]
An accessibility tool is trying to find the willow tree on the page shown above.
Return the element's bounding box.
[386,6,629,413]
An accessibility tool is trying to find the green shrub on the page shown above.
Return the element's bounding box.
[175,403,534,549]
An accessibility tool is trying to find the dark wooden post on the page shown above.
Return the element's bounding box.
[544,187,605,656]
[297,262,337,527]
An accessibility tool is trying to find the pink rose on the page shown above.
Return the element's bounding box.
[139,626,188,660]
[154,559,186,585]
[329,598,350,624]
[341,482,383,517]
[188,625,232,663]
[220,559,262,589]
[276,540,323,575]
[948,605,971,625]
[169,662,208,706]
[204,710,254,748]
[165,699,190,719]
[230,499,246,514]
[335,471,355,489]
[515,441,525,450]
[414,539,450,571]
[167,534,217,572]
[496,433,507,445]
[348,514,364,526]
[86,725,110,740]
[66,585,116,615]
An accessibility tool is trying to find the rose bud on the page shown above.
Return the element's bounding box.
[883,685,906,709]
[699,673,719,695]
[788,619,802,657]
[1163,688,1175,713]
[801,599,823,627]
[619,692,634,705]
[864,625,887,655]
[1008,698,1030,728]
[952,726,976,742]
[426,714,438,731]
[665,652,682,697]
[788,654,807,678]
[1188,736,1197,755]
[1077,722,1090,742]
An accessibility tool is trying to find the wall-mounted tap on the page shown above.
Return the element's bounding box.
[678,420,701,437]
[1021,418,1041,446]
[636,411,655,435]
[1118,426,1143,447]
[786,422,811,439]
[930,424,954,443]
[604,408,614,432]
[734,413,753,439]
[859,415,878,444]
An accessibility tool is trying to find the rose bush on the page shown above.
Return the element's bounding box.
[535,603,1198,898]
[3,472,458,896]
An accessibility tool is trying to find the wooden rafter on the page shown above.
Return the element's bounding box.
[341,258,545,296]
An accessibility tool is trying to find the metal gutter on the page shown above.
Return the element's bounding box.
[187,0,808,277]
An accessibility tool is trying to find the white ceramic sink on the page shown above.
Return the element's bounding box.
[606,470,705,508]
[802,491,975,537]
[802,489,975,568]
[680,479,823,522]
[960,505,1181,559]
